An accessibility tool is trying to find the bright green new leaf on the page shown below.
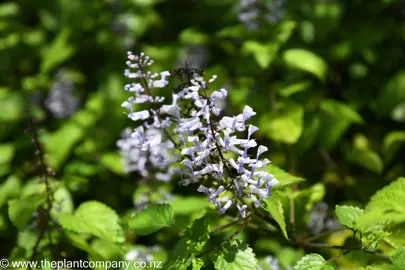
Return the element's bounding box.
[0,175,21,208]
[214,240,259,270]
[345,148,383,174]
[40,28,75,73]
[391,247,405,269]
[128,204,174,235]
[361,229,391,249]
[51,187,74,217]
[385,224,405,249]
[191,257,204,270]
[0,90,24,123]
[294,253,337,270]
[283,49,328,81]
[169,196,210,215]
[0,2,19,17]
[8,194,45,230]
[0,143,14,165]
[58,200,124,243]
[264,194,288,239]
[357,177,405,226]
[259,103,304,144]
[335,205,364,230]
[265,164,305,190]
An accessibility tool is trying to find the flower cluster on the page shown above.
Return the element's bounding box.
[117,127,177,181]
[118,52,178,182]
[238,0,286,30]
[119,52,278,218]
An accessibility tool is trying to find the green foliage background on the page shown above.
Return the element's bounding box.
[1,0,405,269]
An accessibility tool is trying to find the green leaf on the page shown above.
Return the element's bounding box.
[100,152,125,176]
[318,100,363,150]
[293,113,321,156]
[335,205,364,230]
[283,49,328,81]
[242,41,275,69]
[8,194,45,230]
[265,164,305,190]
[345,148,383,174]
[191,257,205,270]
[169,196,210,215]
[216,25,246,38]
[320,100,363,124]
[179,28,209,45]
[357,177,405,226]
[51,187,74,217]
[277,81,312,97]
[40,28,75,73]
[383,131,405,163]
[391,247,405,269]
[392,101,405,122]
[241,21,296,70]
[385,224,405,248]
[57,201,124,243]
[0,144,15,176]
[128,204,174,235]
[166,216,210,269]
[165,238,193,270]
[295,183,326,212]
[184,216,211,253]
[277,247,305,268]
[45,122,84,170]
[0,90,24,122]
[0,175,21,208]
[376,71,405,117]
[260,103,304,144]
[46,94,102,170]
[361,229,391,249]
[64,232,104,260]
[214,239,259,270]
[0,2,19,17]
[294,254,337,270]
[264,194,288,239]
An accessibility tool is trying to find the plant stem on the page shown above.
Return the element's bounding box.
[212,213,252,233]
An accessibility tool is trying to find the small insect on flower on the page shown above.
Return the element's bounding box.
[170,66,204,81]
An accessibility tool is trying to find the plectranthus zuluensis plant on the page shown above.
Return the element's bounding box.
[120,52,279,218]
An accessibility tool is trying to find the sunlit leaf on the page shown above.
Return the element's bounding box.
[283,49,328,81]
